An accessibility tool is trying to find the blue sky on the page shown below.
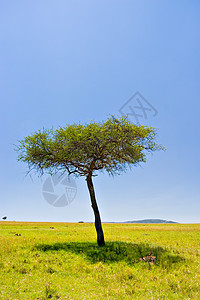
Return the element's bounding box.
[0,0,199,223]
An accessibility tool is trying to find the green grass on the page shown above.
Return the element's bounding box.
[0,222,199,299]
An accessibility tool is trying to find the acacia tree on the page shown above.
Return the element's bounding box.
[17,116,163,246]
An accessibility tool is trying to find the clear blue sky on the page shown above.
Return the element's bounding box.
[0,0,199,223]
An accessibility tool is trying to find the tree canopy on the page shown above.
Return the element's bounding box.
[17,116,164,245]
[17,116,163,177]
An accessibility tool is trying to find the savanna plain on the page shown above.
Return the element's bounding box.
[0,222,199,299]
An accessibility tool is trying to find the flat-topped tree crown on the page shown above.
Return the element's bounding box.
[17,116,164,245]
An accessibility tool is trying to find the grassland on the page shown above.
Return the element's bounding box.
[0,222,199,299]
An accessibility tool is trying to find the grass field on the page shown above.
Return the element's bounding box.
[0,222,199,299]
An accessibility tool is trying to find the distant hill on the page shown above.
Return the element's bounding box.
[124,219,177,224]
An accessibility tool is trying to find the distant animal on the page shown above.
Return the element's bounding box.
[139,252,156,264]
[50,227,54,229]
[14,233,21,236]
[2,216,7,220]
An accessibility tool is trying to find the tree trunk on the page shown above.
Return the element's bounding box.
[86,174,105,246]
